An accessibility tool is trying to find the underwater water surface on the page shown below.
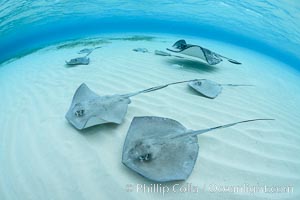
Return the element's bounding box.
[0,0,300,67]
[0,1,300,200]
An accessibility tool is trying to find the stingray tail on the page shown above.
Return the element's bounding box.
[221,84,254,87]
[125,79,202,97]
[84,46,102,57]
[85,53,91,57]
[226,59,242,65]
[191,118,274,136]
[217,54,242,65]
[171,118,274,139]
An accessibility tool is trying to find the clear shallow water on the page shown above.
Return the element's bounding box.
[0,35,300,200]
[0,0,300,67]
[1,1,300,200]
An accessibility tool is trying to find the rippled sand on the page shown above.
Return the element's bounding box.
[0,34,299,200]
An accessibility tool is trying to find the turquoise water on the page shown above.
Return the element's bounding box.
[0,0,300,67]
[1,1,300,200]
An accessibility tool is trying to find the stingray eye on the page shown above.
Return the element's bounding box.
[138,153,152,162]
[73,103,85,117]
[132,142,153,162]
[75,109,85,117]
[196,81,202,86]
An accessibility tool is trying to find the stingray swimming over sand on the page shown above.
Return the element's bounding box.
[77,46,102,54]
[167,39,242,65]
[65,79,198,130]
[65,46,101,66]
[188,79,252,99]
[133,48,149,53]
[65,57,90,65]
[122,116,273,182]
[132,47,184,58]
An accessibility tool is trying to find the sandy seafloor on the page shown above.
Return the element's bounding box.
[0,34,300,200]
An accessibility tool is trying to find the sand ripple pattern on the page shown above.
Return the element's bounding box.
[0,36,300,200]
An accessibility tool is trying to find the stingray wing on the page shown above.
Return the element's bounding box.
[189,79,222,99]
[70,83,99,106]
[201,47,223,65]
[122,116,199,182]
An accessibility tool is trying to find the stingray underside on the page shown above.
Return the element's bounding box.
[167,40,222,65]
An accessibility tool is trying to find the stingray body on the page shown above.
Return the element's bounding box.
[65,57,90,65]
[189,79,252,99]
[189,79,222,99]
[78,46,101,54]
[78,48,92,54]
[66,80,198,130]
[122,117,273,182]
[133,48,149,53]
[122,117,198,182]
[65,84,131,130]
[167,39,241,65]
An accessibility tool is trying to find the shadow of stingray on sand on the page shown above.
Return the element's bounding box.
[165,58,219,73]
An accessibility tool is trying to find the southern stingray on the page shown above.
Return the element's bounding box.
[65,46,101,66]
[65,79,198,130]
[122,116,273,182]
[78,46,101,54]
[65,57,90,65]
[132,48,183,58]
[188,79,252,99]
[167,39,242,65]
[133,48,149,53]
